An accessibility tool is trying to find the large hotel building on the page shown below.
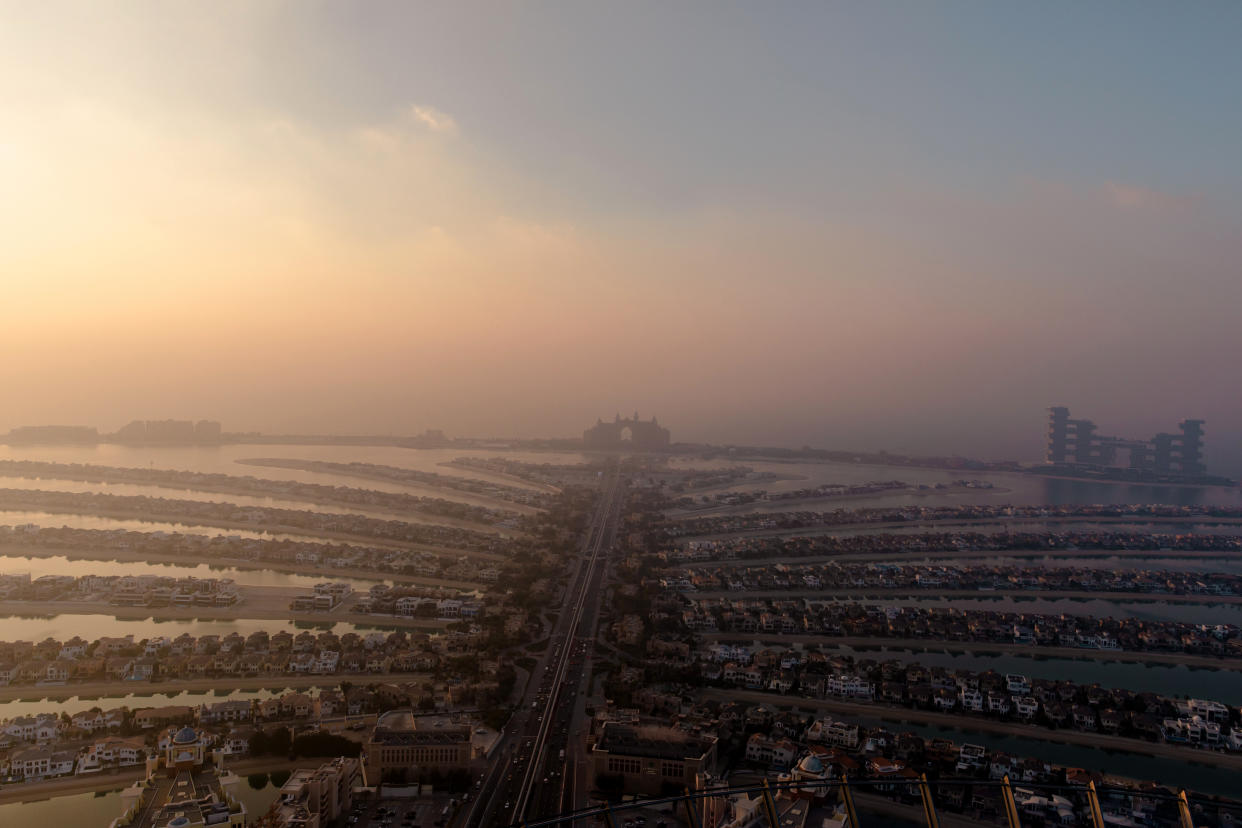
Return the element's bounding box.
[1046,406,1206,477]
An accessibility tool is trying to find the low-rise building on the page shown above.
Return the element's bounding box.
[199,700,252,724]
[590,722,718,797]
[10,746,76,780]
[363,710,472,784]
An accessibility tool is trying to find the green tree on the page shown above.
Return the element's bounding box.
[481,707,511,731]
[270,726,293,756]
[291,732,362,758]
[248,730,270,756]
[596,773,624,799]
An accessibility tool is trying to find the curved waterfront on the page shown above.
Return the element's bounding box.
[808,594,1242,625]
[0,778,281,827]
[0,686,321,720]
[848,711,1242,798]
[831,644,1242,705]
[0,553,386,591]
[0,613,411,642]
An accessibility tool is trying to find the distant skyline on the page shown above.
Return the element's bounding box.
[2,3,1240,474]
[4,406,1237,478]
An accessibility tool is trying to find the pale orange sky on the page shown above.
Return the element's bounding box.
[2,3,1240,469]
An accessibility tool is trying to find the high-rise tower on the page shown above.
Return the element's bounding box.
[1044,407,1209,477]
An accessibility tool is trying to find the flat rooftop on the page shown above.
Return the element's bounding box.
[595,723,715,761]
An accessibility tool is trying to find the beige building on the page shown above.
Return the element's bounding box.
[265,758,360,828]
[134,706,194,730]
[363,710,472,784]
[590,723,717,797]
[110,727,245,828]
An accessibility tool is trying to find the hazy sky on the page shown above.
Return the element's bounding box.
[2,2,1240,470]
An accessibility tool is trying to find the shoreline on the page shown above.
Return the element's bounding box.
[233,458,546,514]
[0,756,314,806]
[0,542,494,586]
[674,547,1242,568]
[667,483,1017,518]
[686,587,1242,605]
[699,632,1242,671]
[705,455,1240,492]
[0,598,452,631]
[438,461,564,495]
[0,671,415,704]
[1023,470,1240,491]
[660,473,807,498]
[3,466,539,523]
[676,513,1242,542]
[701,687,1242,770]
[0,502,511,547]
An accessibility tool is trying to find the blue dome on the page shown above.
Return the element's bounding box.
[173,726,198,745]
[798,754,825,775]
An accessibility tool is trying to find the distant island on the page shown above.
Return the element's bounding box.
[5,419,222,446]
[3,415,1235,487]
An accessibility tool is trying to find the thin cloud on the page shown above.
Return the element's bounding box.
[410,104,458,134]
[1103,182,1200,214]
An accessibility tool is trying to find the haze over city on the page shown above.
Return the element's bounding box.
[6,5,1242,827]
[3,2,1241,471]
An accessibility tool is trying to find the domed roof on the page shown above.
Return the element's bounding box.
[797,754,825,775]
[173,726,198,745]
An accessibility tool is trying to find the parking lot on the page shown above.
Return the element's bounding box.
[347,796,456,828]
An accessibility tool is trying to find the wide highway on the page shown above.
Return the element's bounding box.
[461,464,624,828]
